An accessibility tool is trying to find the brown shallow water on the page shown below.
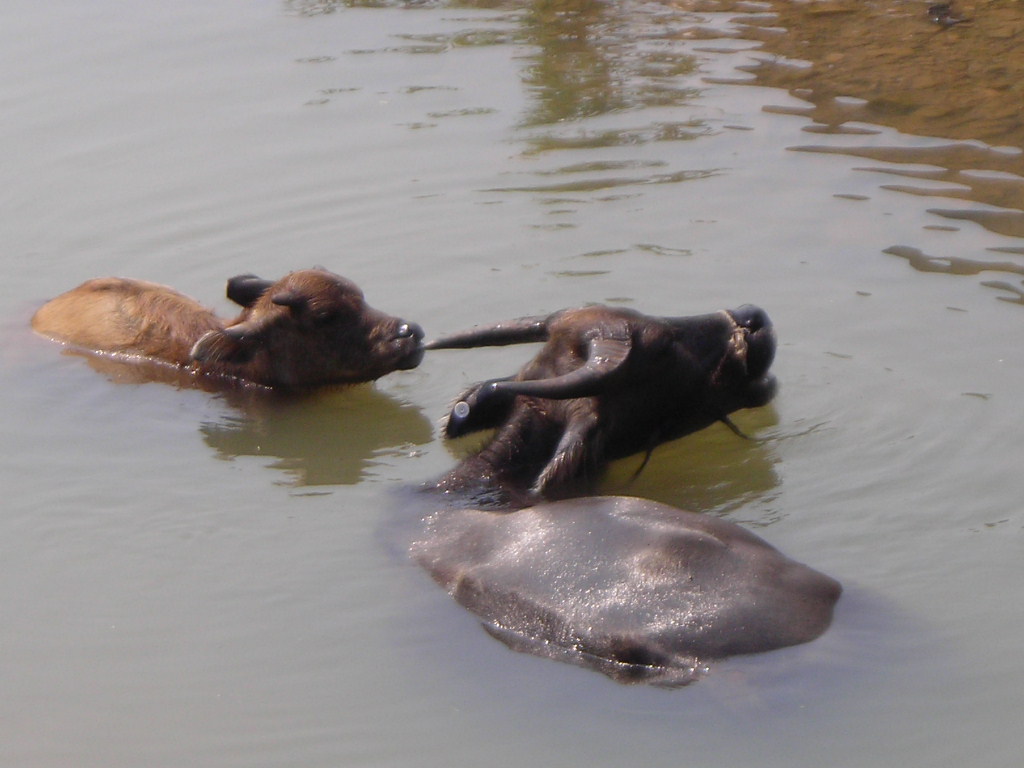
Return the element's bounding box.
[2,0,1023,766]
[721,0,1024,148]
[707,0,1024,292]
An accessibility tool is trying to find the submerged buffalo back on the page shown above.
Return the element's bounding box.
[412,496,841,686]
[31,278,221,364]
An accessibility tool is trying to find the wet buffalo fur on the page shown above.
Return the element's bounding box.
[426,304,777,505]
[31,268,424,390]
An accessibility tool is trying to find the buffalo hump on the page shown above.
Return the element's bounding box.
[413,496,841,686]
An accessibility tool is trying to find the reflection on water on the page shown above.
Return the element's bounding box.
[201,387,434,486]
[703,0,1024,297]
[724,0,1024,149]
[6,0,1024,762]
[884,244,1024,304]
[41,335,435,488]
[489,166,717,193]
[789,143,1024,236]
[602,406,783,525]
[521,120,710,153]
[884,244,1024,277]
[289,0,1024,302]
[292,0,710,148]
[53,346,435,486]
[516,0,700,126]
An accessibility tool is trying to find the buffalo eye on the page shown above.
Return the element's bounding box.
[311,308,340,326]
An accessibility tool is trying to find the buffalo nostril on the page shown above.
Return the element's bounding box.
[397,322,425,341]
[731,305,771,333]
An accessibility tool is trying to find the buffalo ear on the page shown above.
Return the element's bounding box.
[226,274,273,307]
[190,328,256,365]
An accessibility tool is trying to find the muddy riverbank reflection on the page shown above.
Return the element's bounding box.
[288,0,1024,299]
[699,0,1024,295]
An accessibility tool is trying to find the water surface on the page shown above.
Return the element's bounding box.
[2,1,1022,766]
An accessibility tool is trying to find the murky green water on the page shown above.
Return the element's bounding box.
[2,1,1022,766]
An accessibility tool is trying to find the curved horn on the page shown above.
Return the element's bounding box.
[492,337,631,400]
[443,377,517,438]
[425,315,549,350]
[270,290,307,310]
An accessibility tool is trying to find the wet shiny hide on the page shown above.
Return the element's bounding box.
[413,496,841,687]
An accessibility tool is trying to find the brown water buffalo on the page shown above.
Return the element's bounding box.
[412,495,841,686]
[31,268,425,390]
[426,303,777,504]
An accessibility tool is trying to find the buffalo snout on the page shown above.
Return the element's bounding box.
[388,320,426,370]
[719,304,776,410]
[727,304,775,379]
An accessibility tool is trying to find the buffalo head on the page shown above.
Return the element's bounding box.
[427,303,776,502]
[191,269,425,388]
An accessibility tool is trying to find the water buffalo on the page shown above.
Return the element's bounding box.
[412,495,841,686]
[412,302,839,686]
[426,303,777,504]
[31,268,425,390]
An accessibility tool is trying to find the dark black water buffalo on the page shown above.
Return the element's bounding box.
[31,268,425,390]
[426,303,777,503]
[412,302,839,686]
[412,495,841,686]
